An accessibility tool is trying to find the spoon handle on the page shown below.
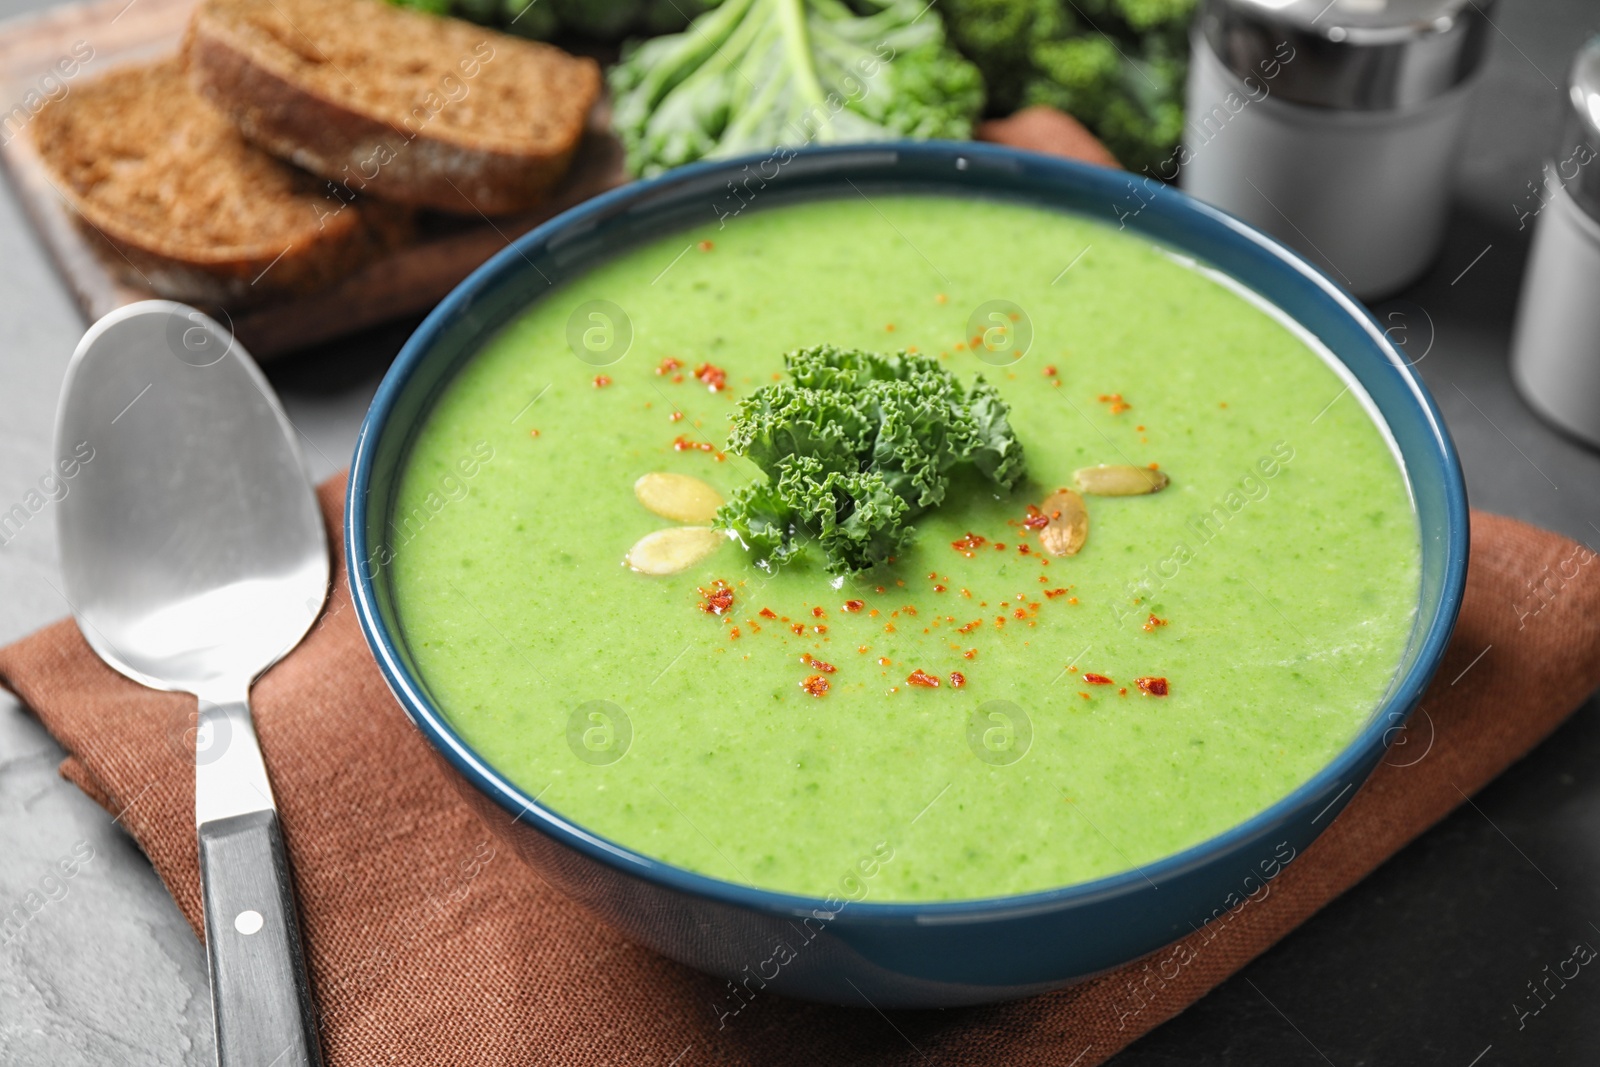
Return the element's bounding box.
[198,809,323,1067]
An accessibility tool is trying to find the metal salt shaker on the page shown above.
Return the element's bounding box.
[1181,0,1494,299]
[1510,37,1600,448]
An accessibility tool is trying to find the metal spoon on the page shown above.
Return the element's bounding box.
[54,301,325,1067]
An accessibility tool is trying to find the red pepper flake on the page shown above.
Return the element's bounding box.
[1083,673,1114,686]
[528,428,541,438]
[842,599,865,613]
[902,605,918,616]
[729,627,741,640]
[878,657,892,666]
[1136,676,1170,696]
[1018,543,1031,555]
[800,674,830,697]
[1043,588,1070,599]
[790,623,805,636]
[934,585,947,593]
[697,580,735,616]
[814,624,828,634]
[694,362,728,393]
[759,607,777,620]
[1118,687,1128,696]
[949,671,966,688]
[592,374,612,388]
[1044,365,1057,376]
[802,654,837,673]
[994,617,1006,627]
[1079,691,1091,700]
[857,645,870,654]
[1013,608,1027,619]
[1068,597,1079,605]
[1098,393,1132,415]
[674,436,723,461]
[669,411,684,422]
[951,532,987,556]
[1143,614,1168,632]
[884,623,896,633]
[874,586,887,595]
[957,620,982,634]
[812,606,825,618]
[655,357,683,375]
[994,543,1007,551]
[697,240,714,252]
[907,669,940,688]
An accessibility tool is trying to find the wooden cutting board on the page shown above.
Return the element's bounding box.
[0,0,629,359]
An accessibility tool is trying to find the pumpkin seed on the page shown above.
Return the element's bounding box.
[634,472,725,522]
[1037,489,1089,557]
[625,526,724,575]
[1074,464,1169,496]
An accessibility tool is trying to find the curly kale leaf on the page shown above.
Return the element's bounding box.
[1025,29,1188,174]
[966,377,1027,488]
[609,0,984,178]
[714,345,1025,575]
[936,0,1196,172]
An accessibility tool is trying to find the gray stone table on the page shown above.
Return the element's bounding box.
[1,0,1598,1062]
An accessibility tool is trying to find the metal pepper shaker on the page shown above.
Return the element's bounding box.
[1180,0,1494,299]
[1509,38,1600,448]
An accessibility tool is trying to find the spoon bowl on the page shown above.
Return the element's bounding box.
[55,301,326,699]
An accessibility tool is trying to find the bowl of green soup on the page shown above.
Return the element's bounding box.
[348,143,1467,1008]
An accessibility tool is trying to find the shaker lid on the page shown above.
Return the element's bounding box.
[1198,0,1495,110]
[1563,36,1600,220]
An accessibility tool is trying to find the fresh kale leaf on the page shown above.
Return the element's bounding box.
[935,0,1195,173]
[609,0,985,178]
[387,0,715,42]
[714,344,1025,575]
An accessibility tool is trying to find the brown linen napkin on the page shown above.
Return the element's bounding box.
[3,477,1599,1066]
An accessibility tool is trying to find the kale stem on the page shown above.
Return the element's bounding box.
[774,0,829,118]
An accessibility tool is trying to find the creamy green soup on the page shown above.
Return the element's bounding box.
[389,194,1419,901]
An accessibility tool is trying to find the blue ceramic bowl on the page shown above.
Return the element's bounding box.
[347,142,1468,1009]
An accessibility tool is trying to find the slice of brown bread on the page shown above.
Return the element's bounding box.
[185,0,602,216]
[30,58,402,305]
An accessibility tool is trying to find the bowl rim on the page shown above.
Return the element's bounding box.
[347,140,1469,923]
